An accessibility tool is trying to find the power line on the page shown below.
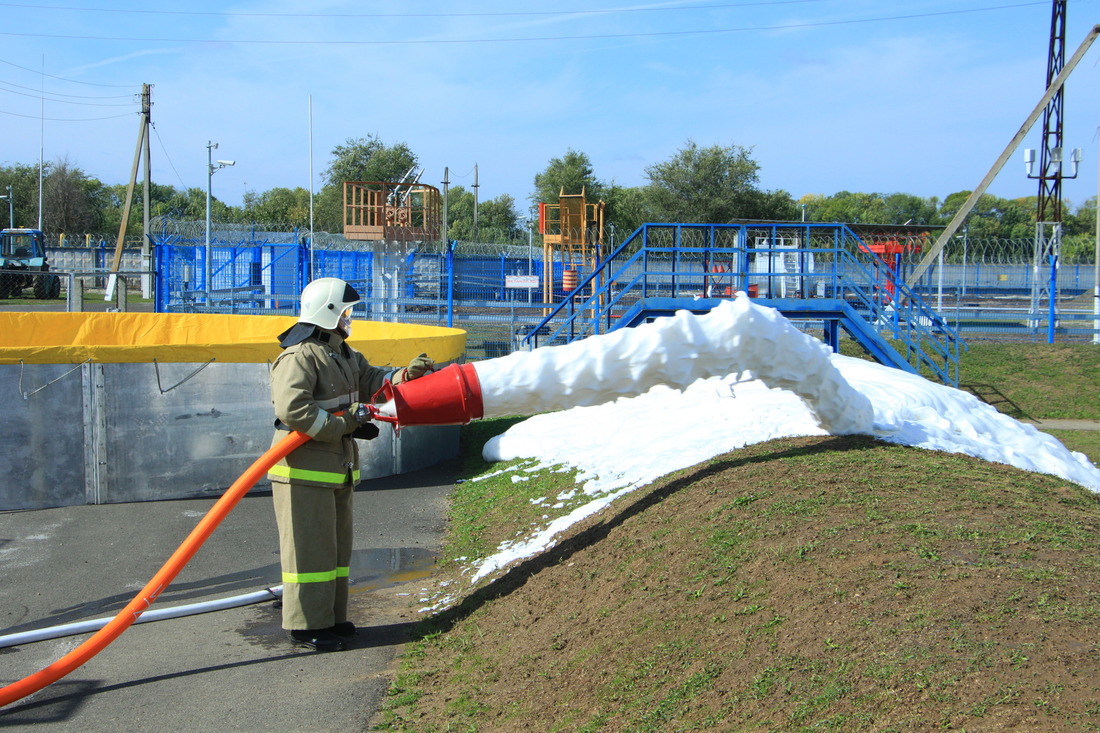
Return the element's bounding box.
[0,1,828,20]
[0,107,134,121]
[0,80,137,106]
[150,122,189,192]
[0,56,134,88]
[0,2,1051,46]
[0,76,133,99]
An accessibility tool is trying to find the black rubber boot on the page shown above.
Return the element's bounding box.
[329,621,358,637]
[288,629,347,652]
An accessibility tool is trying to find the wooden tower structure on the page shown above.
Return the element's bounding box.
[343,180,442,243]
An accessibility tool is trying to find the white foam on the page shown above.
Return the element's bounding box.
[459,296,1100,586]
[473,294,873,435]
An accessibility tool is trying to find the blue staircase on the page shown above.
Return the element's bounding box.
[521,223,966,386]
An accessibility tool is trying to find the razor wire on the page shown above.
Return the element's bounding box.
[39,216,1096,345]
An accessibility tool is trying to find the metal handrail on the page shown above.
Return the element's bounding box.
[521,222,965,385]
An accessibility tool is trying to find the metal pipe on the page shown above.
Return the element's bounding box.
[0,587,282,650]
[1094,135,1099,345]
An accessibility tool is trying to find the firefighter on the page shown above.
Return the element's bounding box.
[268,277,433,652]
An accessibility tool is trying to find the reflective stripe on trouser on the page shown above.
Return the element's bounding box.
[269,463,361,485]
[272,479,354,630]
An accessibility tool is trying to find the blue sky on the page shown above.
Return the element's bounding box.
[1,0,1098,218]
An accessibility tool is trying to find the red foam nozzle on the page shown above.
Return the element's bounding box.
[369,362,484,427]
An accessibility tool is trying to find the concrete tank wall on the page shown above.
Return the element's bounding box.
[1,360,459,511]
[0,312,467,511]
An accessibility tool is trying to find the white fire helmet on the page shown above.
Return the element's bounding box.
[298,278,360,332]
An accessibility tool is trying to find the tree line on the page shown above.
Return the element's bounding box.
[1,134,1096,260]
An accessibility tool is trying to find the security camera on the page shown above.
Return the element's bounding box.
[217,160,236,166]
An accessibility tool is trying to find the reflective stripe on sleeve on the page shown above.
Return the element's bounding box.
[316,392,358,411]
[315,395,344,410]
[282,566,350,584]
[304,410,329,438]
[268,464,361,484]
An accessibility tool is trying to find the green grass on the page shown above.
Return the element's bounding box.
[377,433,1100,732]
[0,289,153,307]
[373,342,1100,731]
[956,342,1100,421]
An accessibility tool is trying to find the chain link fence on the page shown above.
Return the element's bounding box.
[28,218,1100,347]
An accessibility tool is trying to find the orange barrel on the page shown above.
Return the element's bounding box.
[747,284,759,297]
[370,363,484,427]
[562,268,579,292]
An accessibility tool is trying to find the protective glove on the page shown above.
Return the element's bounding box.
[405,353,435,381]
[338,403,370,434]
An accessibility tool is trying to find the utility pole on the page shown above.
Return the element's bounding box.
[472,163,479,241]
[441,166,450,248]
[0,185,12,228]
[1094,138,1099,345]
[907,24,1100,284]
[106,85,149,302]
[37,55,43,230]
[140,84,153,299]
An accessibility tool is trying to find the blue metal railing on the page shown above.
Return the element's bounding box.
[521,222,966,385]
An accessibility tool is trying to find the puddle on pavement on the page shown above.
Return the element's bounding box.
[348,547,437,594]
[239,546,437,648]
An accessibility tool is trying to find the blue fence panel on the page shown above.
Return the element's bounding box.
[452,255,510,301]
[155,233,303,313]
[150,226,1096,345]
[312,249,373,297]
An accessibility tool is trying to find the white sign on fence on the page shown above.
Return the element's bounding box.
[505,275,539,289]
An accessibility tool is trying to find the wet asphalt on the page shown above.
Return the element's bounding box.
[0,461,457,732]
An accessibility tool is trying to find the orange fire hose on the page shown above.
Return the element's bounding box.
[0,429,311,709]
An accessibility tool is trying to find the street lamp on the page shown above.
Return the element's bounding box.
[0,185,12,228]
[205,141,235,298]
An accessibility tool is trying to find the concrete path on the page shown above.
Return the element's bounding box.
[1029,419,1100,431]
[0,461,455,732]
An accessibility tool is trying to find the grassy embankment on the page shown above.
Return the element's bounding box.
[374,342,1100,732]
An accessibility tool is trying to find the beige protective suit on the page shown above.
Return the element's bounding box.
[267,326,398,631]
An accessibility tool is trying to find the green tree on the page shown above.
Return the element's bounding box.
[40,158,110,234]
[882,193,939,226]
[445,185,522,243]
[804,191,939,227]
[0,163,44,229]
[314,135,420,232]
[478,193,522,242]
[805,191,888,224]
[445,185,474,240]
[643,140,793,223]
[938,192,1033,239]
[602,184,650,244]
[241,187,312,227]
[100,183,212,233]
[321,135,418,186]
[1061,196,1095,238]
[531,149,605,206]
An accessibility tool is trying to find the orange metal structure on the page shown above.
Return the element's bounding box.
[859,235,924,303]
[538,187,605,306]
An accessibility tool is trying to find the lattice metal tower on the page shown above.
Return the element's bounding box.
[1036,0,1068,223]
[1029,0,1070,328]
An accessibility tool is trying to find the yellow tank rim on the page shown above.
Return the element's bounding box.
[0,312,467,366]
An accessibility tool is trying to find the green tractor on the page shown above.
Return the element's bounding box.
[0,228,61,299]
